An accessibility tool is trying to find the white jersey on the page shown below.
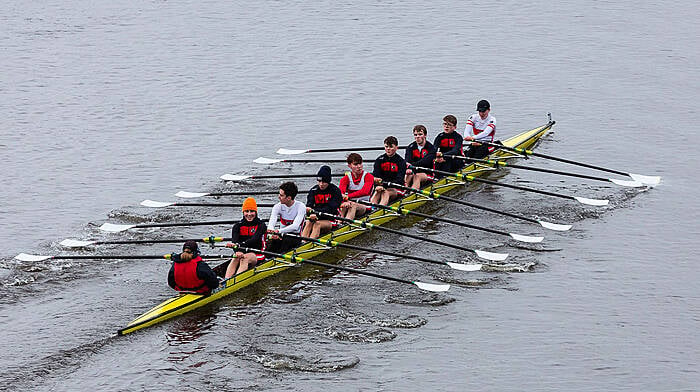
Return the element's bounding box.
[268,200,306,234]
[465,113,496,142]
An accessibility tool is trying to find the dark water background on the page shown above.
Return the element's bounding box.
[2,1,698,391]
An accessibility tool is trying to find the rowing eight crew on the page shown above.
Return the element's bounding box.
[168,100,496,294]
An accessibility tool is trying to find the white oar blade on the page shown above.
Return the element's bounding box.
[413,281,450,292]
[276,148,308,155]
[510,233,544,243]
[220,174,252,181]
[609,178,645,187]
[446,262,483,272]
[175,191,210,198]
[140,200,175,208]
[60,239,96,248]
[15,253,52,262]
[474,249,509,261]
[629,173,661,186]
[254,157,284,164]
[538,221,572,231]
[99,223,135,233]
[574,196,609,206]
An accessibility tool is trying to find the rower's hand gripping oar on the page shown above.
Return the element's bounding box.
[480,141,661,186]
[228,244,450,292]
[284,233,482,271]
[410,166,609,206]
[311,210,508,262]
[445,155,645,188]
[383,180,572,231]
[357,200,544,243]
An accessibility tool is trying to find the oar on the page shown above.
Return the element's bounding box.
[285,233,482,271]
[229,244,449,292]
[276,146,406,155]
[357,200,544,243]
[220,173,344,181]
[409,167,609,206]
[59,236,230,248]
[481,141,661,186]
[312,210,508,262]
[98,219,242,233]
[446,155,644,187]
[384,181,572,231]
[139,200,276,208]
[254,157,347,164]
[14,253,232,262]
[174,190,310,199]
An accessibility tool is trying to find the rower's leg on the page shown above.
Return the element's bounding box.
[301,219,313,238]
[311,220,333,238]
[224,256,241,279]
[235,253,256,274]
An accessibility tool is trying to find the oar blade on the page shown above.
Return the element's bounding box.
[60,239,97,248]
[99,223,135,232]
[474,249,509,261]
[629,173,661,186]
[140,200,175,208]
[538,221,572,231]
[276,148,309,155]
[413,281,450,292]
[220,174,252,181]
[175,191,210,198]
[574,196,609,206]
[609,178,645,187]
[15,253,52,262]
[254,157,284,164]
[446,262,483,271]
[510,233,544,243]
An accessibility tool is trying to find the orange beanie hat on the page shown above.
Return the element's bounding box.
[242,197,258,212]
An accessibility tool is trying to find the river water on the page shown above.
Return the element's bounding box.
[2,1,698,391]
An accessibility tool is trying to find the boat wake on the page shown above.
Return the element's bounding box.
[234,346,361,372]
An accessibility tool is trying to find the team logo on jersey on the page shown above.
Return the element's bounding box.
[240,226,257,236]
[314,193,332,204]
[440,139,455,148]
[381,162,399,172]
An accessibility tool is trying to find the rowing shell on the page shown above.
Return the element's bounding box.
[117,120,555,335]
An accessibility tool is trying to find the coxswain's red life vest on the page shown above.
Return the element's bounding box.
[173,256,209,293]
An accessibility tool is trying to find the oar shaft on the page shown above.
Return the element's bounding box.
[92,237,232,246]
[168,203,276,207]
[484,142,629,177]
[286,234,445,267]
[314,211,477,253]
[454,156,618,183]
[251,173,345,179]
[385,181,540,224]
[132,220,241,229]
[358,200,509,237]
[306,146,407,153]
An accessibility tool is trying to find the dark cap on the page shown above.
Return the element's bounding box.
[183,240,199,254]
[477,99,490,112]
[316,165,332,183]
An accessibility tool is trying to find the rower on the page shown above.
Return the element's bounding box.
[433,114,464,174]
[371,136,407,205]
[404,125,436,189]
[224,197,267,278]
[266,181,306,253]
[167,240,219,294]
[464,99,497,159]
[302,165,343,239]
[339,153,375,220]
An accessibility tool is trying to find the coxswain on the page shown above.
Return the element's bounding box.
[464,99,497,159]
[224,197,267,278]
[404,124,436,189]
[433,114,464,173]
[267,181,307,253]
[371,136,407,205]
[167,240,219,294]
[302,165,343,239]
[338,153,375,220]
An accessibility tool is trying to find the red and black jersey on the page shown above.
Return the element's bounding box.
[306,183,343,215]
[433,131,464,156]
[231,216,267,250]
[372,153,407,185]
[404,141,437,168]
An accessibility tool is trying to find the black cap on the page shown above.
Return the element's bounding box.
[183,240,199,254]
[477,100,490,112]
[316,165,332,183]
